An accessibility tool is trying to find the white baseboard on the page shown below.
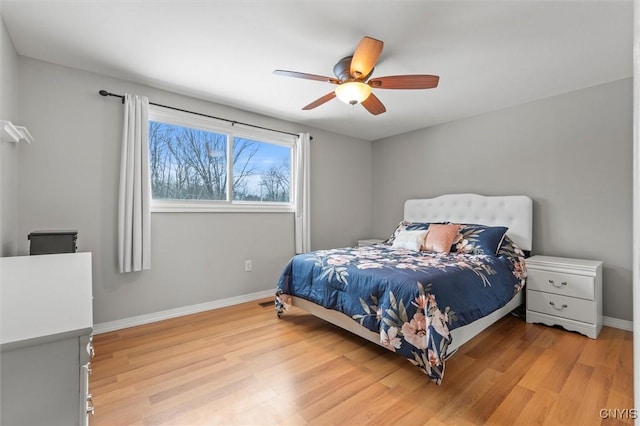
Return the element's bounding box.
[93,289,275,334]
[603,315,633,331]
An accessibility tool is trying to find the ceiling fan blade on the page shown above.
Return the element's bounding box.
[368,75,440,90]
[274,70,339,84]
[350,36,384,79]
[302,92,337,110]
[361,93,386,115]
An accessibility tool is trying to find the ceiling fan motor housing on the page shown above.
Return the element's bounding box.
[333,56,373,82]
[333,56,352,81]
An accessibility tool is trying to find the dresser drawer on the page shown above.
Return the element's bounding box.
[527,269,594,300]
[527,290,595,324]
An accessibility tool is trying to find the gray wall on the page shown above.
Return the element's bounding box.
[7,53,632,325]
[0,15,18,256]
[15,57,372,324]
[372,78,633,322]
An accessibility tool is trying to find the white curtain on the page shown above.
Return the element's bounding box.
[294,132,311,253]
[118,94,151,273]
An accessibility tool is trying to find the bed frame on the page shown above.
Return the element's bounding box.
[287,193,533,355]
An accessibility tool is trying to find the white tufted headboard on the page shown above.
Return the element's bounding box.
[404,193,533,251]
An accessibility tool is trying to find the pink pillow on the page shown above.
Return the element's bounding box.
[423,224,460,253]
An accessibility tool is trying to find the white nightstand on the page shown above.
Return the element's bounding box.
[357,239,384,247]
[525,255,603,339]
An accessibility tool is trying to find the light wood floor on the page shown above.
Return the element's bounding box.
[91,299,633,426]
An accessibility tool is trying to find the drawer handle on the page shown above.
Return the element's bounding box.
[549,301,568,311]
[548,279,567,288]
[86,394,95,416]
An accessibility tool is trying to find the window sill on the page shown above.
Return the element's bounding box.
[151,200,295,214]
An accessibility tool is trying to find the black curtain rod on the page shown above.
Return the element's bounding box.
[98,90,308,139]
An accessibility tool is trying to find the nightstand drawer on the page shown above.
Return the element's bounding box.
[527,269,594,300]
[527,290,595,324]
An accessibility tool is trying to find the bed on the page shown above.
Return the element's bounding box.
[275,193,533,384]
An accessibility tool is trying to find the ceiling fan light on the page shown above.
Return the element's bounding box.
[334,82,372,105]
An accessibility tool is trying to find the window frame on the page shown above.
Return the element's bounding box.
[148,106,297,213]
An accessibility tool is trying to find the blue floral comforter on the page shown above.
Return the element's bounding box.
[275,237,526,384]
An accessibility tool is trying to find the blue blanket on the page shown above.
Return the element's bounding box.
[275,237,526,384]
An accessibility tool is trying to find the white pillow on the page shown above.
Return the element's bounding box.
[391,230,428,251]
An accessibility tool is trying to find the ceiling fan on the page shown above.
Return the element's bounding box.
[274,36,439,115]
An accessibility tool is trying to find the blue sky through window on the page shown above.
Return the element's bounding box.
[233,137,291,202]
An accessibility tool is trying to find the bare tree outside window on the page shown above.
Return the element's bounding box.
[258,161,291,202]
[149,121,291,204]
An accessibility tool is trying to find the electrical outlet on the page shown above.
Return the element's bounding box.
[244,260,252,272]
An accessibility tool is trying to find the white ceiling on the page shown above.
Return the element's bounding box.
[0,0,633,141]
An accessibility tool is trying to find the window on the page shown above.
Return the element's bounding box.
[148,106,296,212]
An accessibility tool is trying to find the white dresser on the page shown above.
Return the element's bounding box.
[0,252,94,425]
[525,255,602,339]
